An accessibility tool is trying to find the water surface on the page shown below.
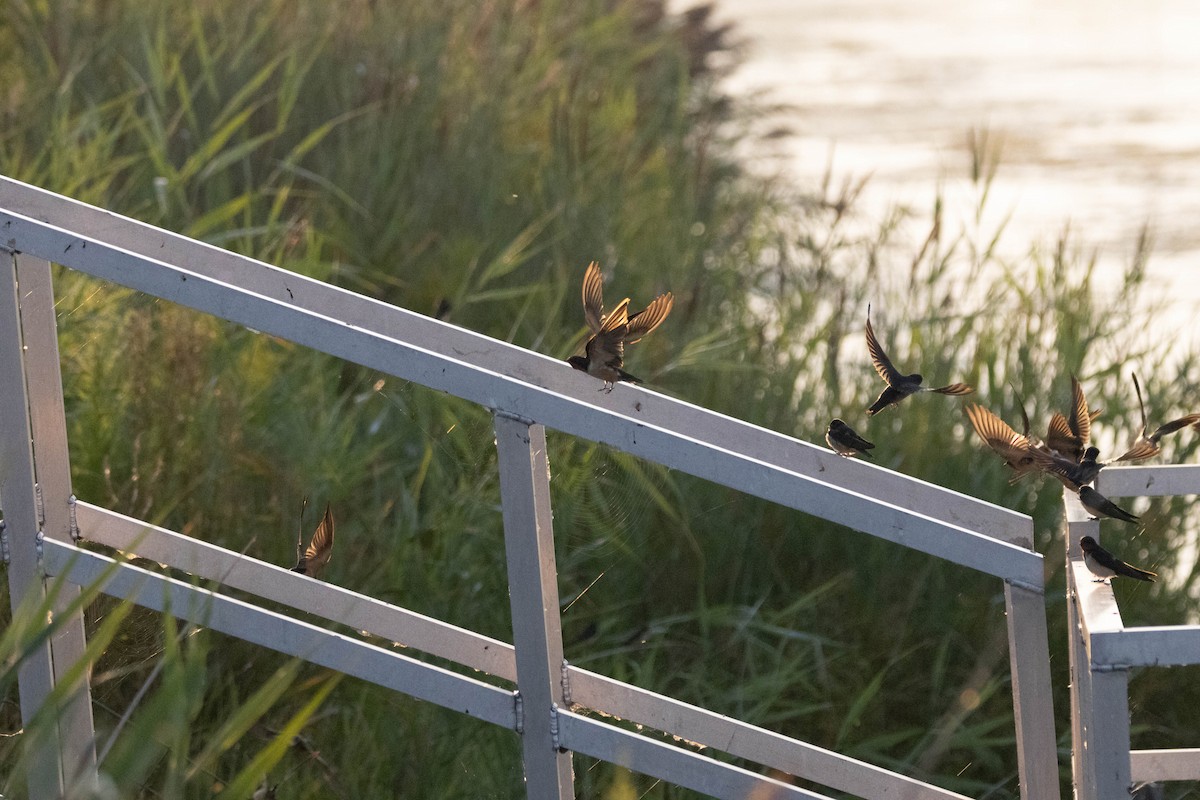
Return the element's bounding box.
[700,0,1200,344]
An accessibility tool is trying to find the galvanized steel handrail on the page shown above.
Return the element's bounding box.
[0,176,1060,799]
[1066,464,1200,795]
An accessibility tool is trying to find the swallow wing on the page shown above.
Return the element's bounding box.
[1131,372,1149,436]
[587,298,632,368]
[1115,559,1157,582]
[624,292,674,344]
[582,261,605,333]
[1090,541,1157,582]
[1045,412,1082,460]
[1151,413,1200,441]
[865,308,903,386]
[304,504,335,576]
[1113,438,1158,463]
[931,382,974,396]
[1029,447,1084,490]
[1010,385,1033,437]
[842,425,876,451]
[1091,491,1140,523]
[1068,374,1092,446]
[966,404,1031,462]
[294,498,308,566]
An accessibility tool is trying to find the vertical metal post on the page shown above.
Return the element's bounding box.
[1067,495,1103,799]
[1005,580,1063,800]
[493,413,574,799]
[16,254,99,790]
[1066,565,1089,800]
[1083,668,1131,796]
[0,252,65,798]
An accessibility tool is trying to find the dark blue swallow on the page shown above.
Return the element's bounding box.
[826,418,875,459]
[1080,536,1156,583]
[864,305,972,415]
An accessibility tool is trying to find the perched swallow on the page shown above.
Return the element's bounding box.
[292,500,335,578]
[1078,485,1140,525]
[1030,445,1107,491]
[864,305,973,415]
[1079,536,1157,583]
[1044,375,1101,462]
[964,404,1038,482]
[1113,372,1200,462]
[567,261,673,392]
[826,418,875,459]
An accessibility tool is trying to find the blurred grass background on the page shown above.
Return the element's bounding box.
[2,0,1200,797]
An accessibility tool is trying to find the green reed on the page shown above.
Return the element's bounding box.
[1,1,1198,797]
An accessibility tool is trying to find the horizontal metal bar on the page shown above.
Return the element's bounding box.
[0,176,1032,548]
[555,709,833,800]
[0,209,1042,585]
[1097,464,1200,498]
[73,502,517,680]
[566,667,970,800]
[40,539,518,729]
[1131,748,1200,782]
[1090,625,1200,669]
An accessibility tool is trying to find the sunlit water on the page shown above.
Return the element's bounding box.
[694,0,1200,350]
[678,0,1200,594]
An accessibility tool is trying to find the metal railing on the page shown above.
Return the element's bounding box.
[0,176,1060,799]
[1066,464,1200,797]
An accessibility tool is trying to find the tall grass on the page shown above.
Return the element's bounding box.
[1,1,1199,797]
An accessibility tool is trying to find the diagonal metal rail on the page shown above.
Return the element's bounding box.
[0,176,1060,800]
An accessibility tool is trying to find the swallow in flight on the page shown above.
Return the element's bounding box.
[964,404,1038,482]
[1043,375,1101,462]
[864,305,972,415]
[1031,445,1106,491]
[1114,372,1200,462]
[1079,536,1156,583]
[567,261,673,391]
[1078,486,1139,525]
[826,418,875,459]
[292,500,335,578]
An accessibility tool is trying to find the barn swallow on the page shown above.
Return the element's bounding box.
[964,404,1038,481]
[864,305,973,415]
[567,261,673,391]
[1079,536,1156,583]
[1078,486,1139,525]
[292,500,335,578]
[1113,372,1200,462]
[1044,375,1101,462]
[825,418,875,459]
[1030,445,1107,491]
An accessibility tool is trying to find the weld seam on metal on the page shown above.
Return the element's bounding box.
[494,409,536,426]
[67,494,80,541]
[560,659,572,706]
[549,705,562,751]
[1006,578,1044,594]
[513,692,525,734]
